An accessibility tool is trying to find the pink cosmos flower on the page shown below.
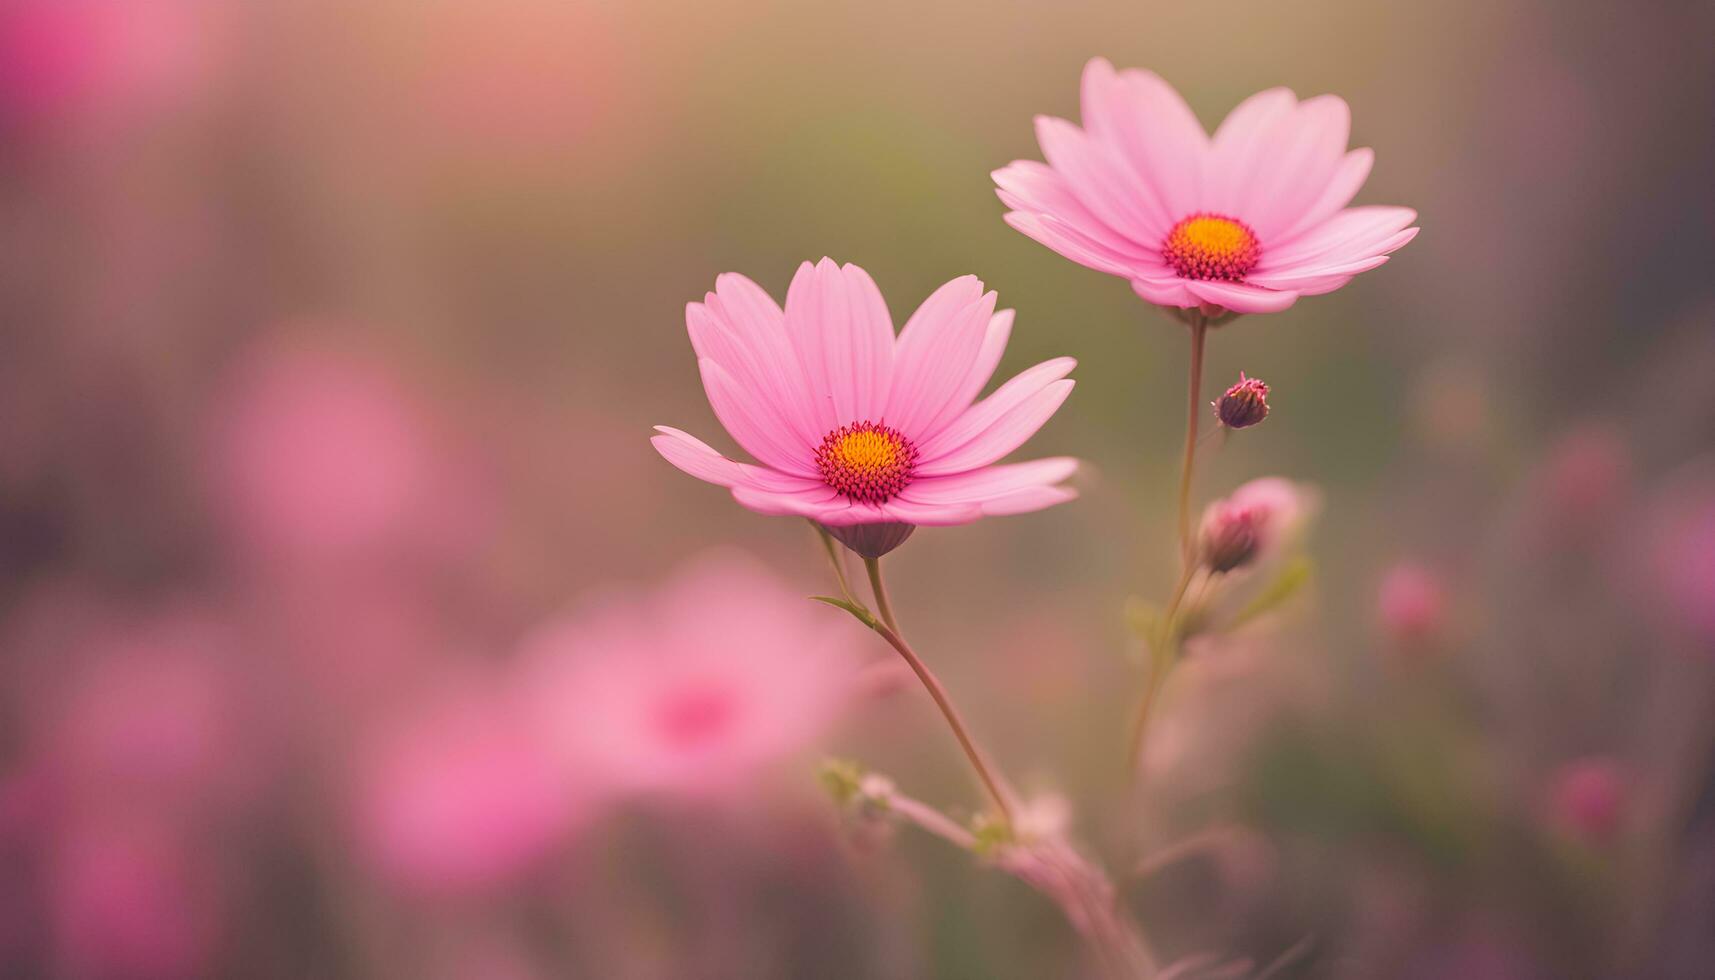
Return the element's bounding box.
[652,259,1078,554]
[994,58,1419,315]
[353,689,577,897]
[515,551,862,799]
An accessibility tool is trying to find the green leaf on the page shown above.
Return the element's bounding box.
[810,595,879,630]
[816,758,866,807]
[1227,555,1314,629]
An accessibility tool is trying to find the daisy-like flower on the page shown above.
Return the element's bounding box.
[653,258,1079,556]
[514,551,863,799]
[994,58,1418,316]
[1197,476,1315,573]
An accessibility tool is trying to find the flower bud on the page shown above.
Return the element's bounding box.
[823,521,915,559]
[1377,562,1446,642]
[1199,503,1261,573]
[1213,373,1270,429]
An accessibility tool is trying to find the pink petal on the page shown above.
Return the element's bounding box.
[1003,211,1159,279]
[1240,95,1352,240]
[700,273,822,441]
[917,356,1075,456]
[1184,279,1302,314]
[783,258,895,431]
[993,160,1153,258]
[884,276,995,437]
[902,457,1078,505]
[1131,275,1199,308]
[730,483,844,518]
[1272,148,1375,243]
[698,359,816,477]
[1082,58,1206,224]
[1035,115,1170,246]
[650,426,820,493]
[1203,87,1297,215]
[1259,206,1418,270]
[917,375,1075,476]
[976,484,1079,516]
[687,301,819,448]
[922,308,1015,436]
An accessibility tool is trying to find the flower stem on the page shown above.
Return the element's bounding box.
[863,556,1017,826]
[1176,311,1209,563]
[1125,564,1196,777]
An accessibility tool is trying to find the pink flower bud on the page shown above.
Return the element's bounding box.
[1212,373,1270,429]
[1200,503,1261,573]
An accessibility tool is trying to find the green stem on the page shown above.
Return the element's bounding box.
[1175,311,1209,563]
[863,556,1016,826]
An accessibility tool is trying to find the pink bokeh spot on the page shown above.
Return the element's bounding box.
[354,691,578,898]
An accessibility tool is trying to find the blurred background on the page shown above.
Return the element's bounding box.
[2,0,1714,977]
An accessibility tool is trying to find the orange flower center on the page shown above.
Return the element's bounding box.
[815,421,917,503]
[1162,213,1260,281]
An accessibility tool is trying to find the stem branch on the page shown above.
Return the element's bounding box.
[863,556,1017,826]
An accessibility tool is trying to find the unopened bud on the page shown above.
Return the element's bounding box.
[1199,503,1261,573]
[1213,373,1270,429]
[823,521,915,558]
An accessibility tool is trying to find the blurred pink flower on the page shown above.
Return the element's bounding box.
[995,58,1418,315]
[516,551,862,799]
[653,260,1078,553]
[1377,562,1447,642]
[1646,481,1715,644]
[48,823,218,980]
[353,689,577,898]
[1545,757,1625,845]
[1197,477,1314,572]
[0,0,226,133]
[206,340,489,575]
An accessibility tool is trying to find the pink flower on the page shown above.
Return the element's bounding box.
[653,260,1078,552]
[1377,562,1448,642]
[1197,477,1314,572]
[515,551,862,800]
[353,689,577,897]
[48,822,219,980]
[994,58,1418,315]
[1545,757,1625,845]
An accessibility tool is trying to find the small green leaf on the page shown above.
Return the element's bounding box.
[817,758,866,807]
[810,594,880,629]
[1227,555,1314,629]
[969,813,1015,857]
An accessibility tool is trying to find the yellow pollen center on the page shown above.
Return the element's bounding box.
[1162,213,1261,281]
[814,421,917,503]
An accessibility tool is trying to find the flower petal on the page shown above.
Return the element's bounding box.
[698,358,817,476]
[901,457,1078,505]
[1083,58,1207,223]
[783,258,895,431]
[1035,115,1170,247]
[1259,206,1418,271]
[688,298,819,448]
[651,426,821,493]
[885,276,995,437]
[976,484,1079,516]
[1241,95,1352,240]
[993,159,1153,259]
[917,371,1075,476]
[1203,87,1297,215]
[1272,148,1374,243]
[1184,279,1302,314]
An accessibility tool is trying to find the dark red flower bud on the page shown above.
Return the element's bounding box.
[1199,504,1261,573]
[1213,373,1270,429]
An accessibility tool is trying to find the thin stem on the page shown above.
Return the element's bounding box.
[863,556,1017,826]
[1175,311,1209,563]
[1125,565,1196,777]
[812,522,857,603]
[864,556,901,634]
